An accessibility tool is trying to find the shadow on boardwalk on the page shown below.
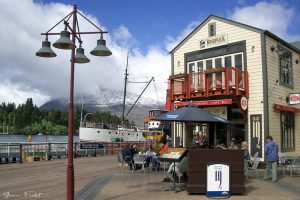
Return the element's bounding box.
[0,156,299,200]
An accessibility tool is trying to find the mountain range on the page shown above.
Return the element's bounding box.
[39,87,165,128]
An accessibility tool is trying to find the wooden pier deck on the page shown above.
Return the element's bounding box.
[0,156,119,200]
[0,156,299,200]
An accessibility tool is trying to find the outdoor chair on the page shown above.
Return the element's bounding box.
[151,157,170,173]
[278,152,287,175]
[166,157,188,192]
[247,152,258,168]
[120,154,133,173]
[117,152,123,167]
[253,152,259,160]
[155,160,169,172]
[118,152,128,173]
[133,154,147,174]
[247,156,260,180]
[287,156,300,179]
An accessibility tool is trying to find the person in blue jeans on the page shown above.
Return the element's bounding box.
[151,141,170,170]
[241,141,249,177]
[264,135,279,182]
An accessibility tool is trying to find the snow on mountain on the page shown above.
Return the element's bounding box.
[39,87,165,127]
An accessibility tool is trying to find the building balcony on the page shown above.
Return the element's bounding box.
[168,67,248,102]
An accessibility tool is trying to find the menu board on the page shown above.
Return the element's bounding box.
[160,147,187,162]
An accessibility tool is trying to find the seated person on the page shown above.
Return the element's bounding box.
[151,141,170,170]
[122,144,135,169]
[131,144,138,156]
[145,146,156,167]
[192,134,200,149]
[158,132,167,145]
[228,140,238,149]
[165,156,188,183]
[215,143,226,149]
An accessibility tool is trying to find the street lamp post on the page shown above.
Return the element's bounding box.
[36,5,112,200]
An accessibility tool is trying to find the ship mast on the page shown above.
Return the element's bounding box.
[125,77,154,118]
[122,52,129,124]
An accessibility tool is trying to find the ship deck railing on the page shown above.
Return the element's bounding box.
[81,122,138,131]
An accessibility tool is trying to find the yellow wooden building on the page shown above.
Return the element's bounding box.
[166,15,300,158]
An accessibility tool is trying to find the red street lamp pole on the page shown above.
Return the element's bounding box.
[36,5,112,200]
[66,6,77,200]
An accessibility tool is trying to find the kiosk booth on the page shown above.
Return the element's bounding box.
[187,149,245,195]
[155,105,245,196]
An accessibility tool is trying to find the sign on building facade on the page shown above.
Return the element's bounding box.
[203,106,227,119]
[289,93,300,105]
[200,34,228,49]
[250,114,262,158]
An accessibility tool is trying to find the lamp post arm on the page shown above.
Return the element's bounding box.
[45,12,73,34]
[41,31,108,36]
[77,11,103,32]
[66,22,81,42]
[41,4,109,38]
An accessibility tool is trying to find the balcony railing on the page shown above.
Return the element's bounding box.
[168,67,248,101]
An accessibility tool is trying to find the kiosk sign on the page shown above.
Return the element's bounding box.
[207,164,230,197]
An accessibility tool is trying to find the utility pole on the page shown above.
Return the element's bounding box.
[122,52,129,124]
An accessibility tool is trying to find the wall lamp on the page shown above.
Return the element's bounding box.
[270,45,276,52]
[271,45,299,64]
[271,44,285,56]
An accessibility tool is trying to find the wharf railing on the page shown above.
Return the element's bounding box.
[0,141,152,164]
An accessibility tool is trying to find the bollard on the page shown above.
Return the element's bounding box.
[94,142,97,157]
[74,142,78,158]
[19,144,23,163]
[47,142,51,160]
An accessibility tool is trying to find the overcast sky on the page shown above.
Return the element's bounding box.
[0,0,299,106]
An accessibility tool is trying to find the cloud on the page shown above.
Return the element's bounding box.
[0,0,170,106]
[112,25,135,48]
[230,1,300,42]
[164,20,201,52]
[164,1,300,52]
[0,82,49,106]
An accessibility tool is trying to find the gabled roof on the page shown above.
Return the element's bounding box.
[289,41,300,51]
[170,15,300,54]
[170,15,263,54]
[264,31,300,54]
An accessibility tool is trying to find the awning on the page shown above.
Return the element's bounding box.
[154,105,231,124]
[273,103,300,113]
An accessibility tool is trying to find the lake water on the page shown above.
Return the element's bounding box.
[0,134,79,143]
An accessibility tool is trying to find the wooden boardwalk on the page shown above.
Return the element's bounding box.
[0,156,119,200]
[0,156,300,200]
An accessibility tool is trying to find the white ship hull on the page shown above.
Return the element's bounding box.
[79,127,147,142]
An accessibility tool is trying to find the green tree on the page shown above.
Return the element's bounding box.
[0,98,136,135]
